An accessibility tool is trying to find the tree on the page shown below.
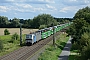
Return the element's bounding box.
[32,14,58,28]
[67,18,88,43]
[67,6,90,60]
[4,29,10,35]
[74,6,90,24]
[11,18,20,28]
[79,32,90,60]
[0,16,9,27]
[27,19,33,28]
[54,18,73,24]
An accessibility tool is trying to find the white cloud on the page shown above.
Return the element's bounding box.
[46,4,57,11]
[60,8,69,13]
[45,0,55,3]
[4,0,26,3]
[6,0,14,2]
[62,0,90,6]
[0,6,10,12]
[34,7,45,11]
[59,6,78,13]
[15,3,32,9]
[10,3,45,13]
[84,0,90,4]
[24,0,55,4]
[46,4,54,9]
[69,0,77,2]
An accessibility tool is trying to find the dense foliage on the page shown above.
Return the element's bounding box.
[4,29,10,35]
[32,14,58,28]
[54,18,73,24]
[11,33,19,41]
[0,14,71,28]
[74,6,90,24]
[0,16,8,28]
[67,6,90,60]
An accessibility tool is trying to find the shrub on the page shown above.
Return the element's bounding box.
[11,33,19,42]
[4,29,10,35]
[39,25,47,29]
[71,42,79,50]
[80,44,90,60]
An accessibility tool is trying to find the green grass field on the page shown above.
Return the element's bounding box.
[0,28,38,56]
[0,35,26,56]
[38,33,69,60]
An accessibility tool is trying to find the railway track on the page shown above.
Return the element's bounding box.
[0,31,62,60]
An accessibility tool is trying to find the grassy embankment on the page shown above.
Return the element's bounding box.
[68,40,80,60]
[68,50,79,60]
[38,33,69,60]
[68,44,80,60]
[0,35,25,56]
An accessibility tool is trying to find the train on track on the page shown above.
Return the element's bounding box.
[25,22,72,45]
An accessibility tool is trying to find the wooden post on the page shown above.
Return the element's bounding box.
[52,23,55,47]
[20,23,22,46]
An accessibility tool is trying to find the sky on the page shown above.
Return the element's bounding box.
[0,0,90,19]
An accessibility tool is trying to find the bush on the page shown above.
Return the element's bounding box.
[39,25,47,29]
[11,33,19,42]
[71,42,79,50]
[0,40,3,51]
[80,44,90,60]
[4,29,10,35]
[46,46,54,51]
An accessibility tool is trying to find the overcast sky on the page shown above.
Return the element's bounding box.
[0,0,90,19]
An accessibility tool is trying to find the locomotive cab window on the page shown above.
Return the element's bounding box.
[29,35,32,39]
[26,35,32,39]
[26,35,29,38]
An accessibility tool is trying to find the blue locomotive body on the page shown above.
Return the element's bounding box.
[26,31,41,45]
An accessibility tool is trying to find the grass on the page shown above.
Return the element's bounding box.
[68,44,80,60]
[0,34,26,57]
[68,50,79,60]
[0,43,20,56]
[0,28,38,56]
[0,35,12,44]
[38,33,69,60]
[68,55,76,60]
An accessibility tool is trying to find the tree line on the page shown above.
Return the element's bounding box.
[67,6,90,60]
[0,14,72,28]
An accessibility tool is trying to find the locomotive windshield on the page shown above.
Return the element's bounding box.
[26,34,32,39]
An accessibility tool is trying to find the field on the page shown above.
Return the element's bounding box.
[0,28,38,35]
[0,28,38,56]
